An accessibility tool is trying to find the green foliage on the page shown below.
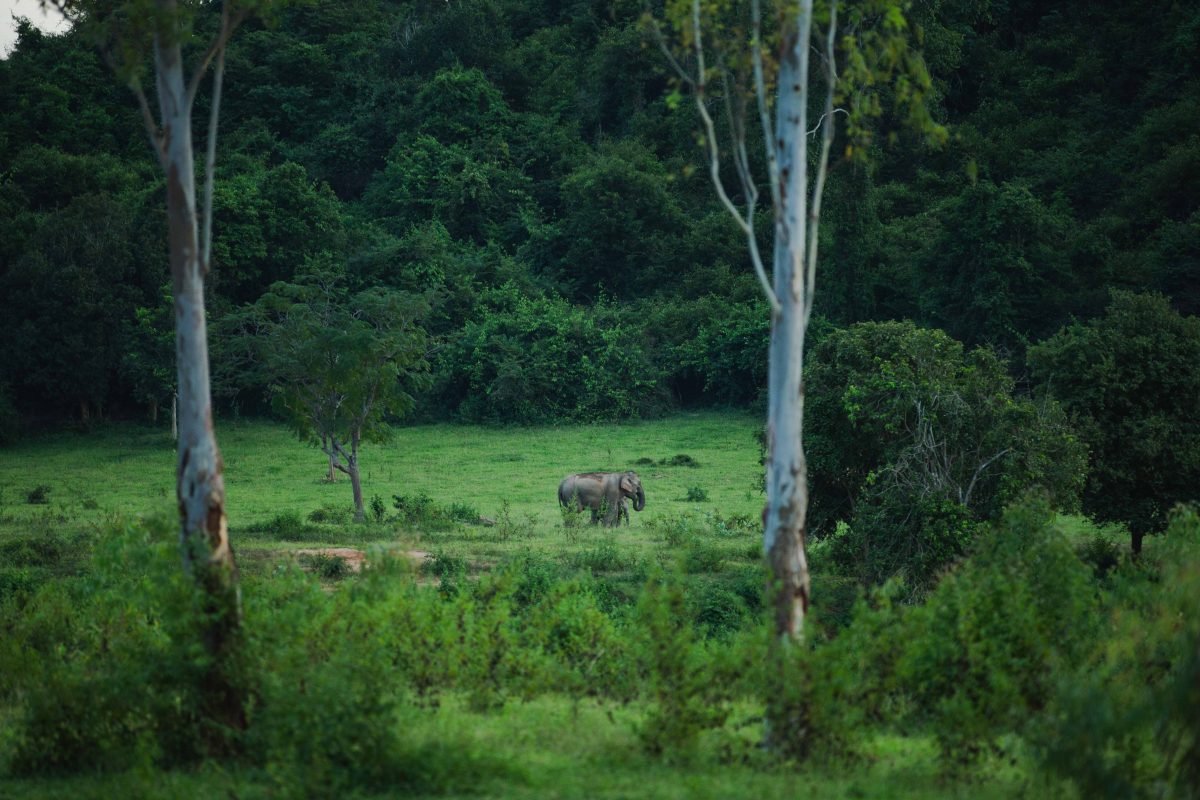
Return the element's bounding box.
[633,570,737,758]
[1034,506,1200,797]
[807,321,1086,592]
[24,485,50,505]
[438,286,668,423]
[368,493,386,523]
[897,495,1101,766]
[392,492,478,531]
[684,486,709,503]
[1029,291,1200,536]
[299,552,351,581]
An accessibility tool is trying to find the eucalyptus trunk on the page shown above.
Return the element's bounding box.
[154,23,243,727]
[762,16,813,641]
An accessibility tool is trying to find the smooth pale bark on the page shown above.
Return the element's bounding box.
[153,18,242,727]
[761,13,814,641]
[171,392,178,441]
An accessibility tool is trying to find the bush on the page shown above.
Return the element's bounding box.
[246,511,321,541]
[307,504,352,524]
[684,486,709,503]
[691,583,749,639]
[896,495,1101,766]
[25,485,50,505]
[394,492,476,531]
[1034,505,1200,797]
[806,321,1086,589]
[633,571,739,758]
[433,286,669,423]
[369,493,387,523]
[300,552,351,581]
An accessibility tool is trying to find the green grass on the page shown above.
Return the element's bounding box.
[0,695,1044,799]
[0,413,1079,797]
[0,412,765,572]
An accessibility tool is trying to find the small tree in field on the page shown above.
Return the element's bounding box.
[652,0,943,642]
[234,273,432,522]
[47,0,275,730]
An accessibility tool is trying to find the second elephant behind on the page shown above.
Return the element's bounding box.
[558,471,645,526]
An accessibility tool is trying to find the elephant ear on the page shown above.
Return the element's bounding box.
[620,474,635,495]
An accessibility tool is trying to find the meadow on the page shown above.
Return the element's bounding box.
[0,413,1076,799]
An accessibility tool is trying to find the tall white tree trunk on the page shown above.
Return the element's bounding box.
[762,13,814,640]
[154,21,242,727]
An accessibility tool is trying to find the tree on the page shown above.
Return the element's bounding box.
[652,0,943,642]
[47,0,275,730]
[232,273,431,521]
[804,321,1085,594]
[121,285,177,427]
[1029,291,1200,553]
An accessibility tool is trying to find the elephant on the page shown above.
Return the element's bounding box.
[558,471,645,526]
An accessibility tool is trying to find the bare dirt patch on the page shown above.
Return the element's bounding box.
[292,547,430,573]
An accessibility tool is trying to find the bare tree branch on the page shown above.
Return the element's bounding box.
[803,0,838,325]
[690,0,781,314]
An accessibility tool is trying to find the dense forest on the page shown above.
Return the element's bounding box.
[2,0,1196,422]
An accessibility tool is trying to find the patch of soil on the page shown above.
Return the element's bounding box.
[292,547,430,574]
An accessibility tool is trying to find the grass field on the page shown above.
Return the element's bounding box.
[0,412,766,572]
[0,696,1037,799]
[0,413,1071,797]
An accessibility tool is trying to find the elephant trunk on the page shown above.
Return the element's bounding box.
[634,485,645,512]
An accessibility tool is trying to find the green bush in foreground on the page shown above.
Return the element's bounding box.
[897,495,1101,766]
[2,500,1198,794]
[1034,505,1200,798]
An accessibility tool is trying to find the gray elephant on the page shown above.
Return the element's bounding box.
[558,471,645,526]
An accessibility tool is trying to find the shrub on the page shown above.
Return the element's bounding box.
[682,541,725,574]
[433,286,668,424]
[633,571,737,758]
[806,320,1086,589]
[25,485,50,505]
[393,492,472,531]
[570,539,629,574]
[369,493,387,523]
[663,454,700,468]
[684,486,709,502]
[1034,505,1200,797]
[301,553,351,581]
[246,511,321,541]
[307,504,352,524]
[691,583,749,639]
[896,494,1101,766]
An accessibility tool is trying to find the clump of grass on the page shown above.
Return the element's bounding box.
[684,486,709,502]
[81,497,100,511]
[570,539,630,573]
[26,485,51,505]
[683,541,725,574]
[307,505,353,524]
[247,512,324,541]
[633,457,657,466]
[662,454,700,468]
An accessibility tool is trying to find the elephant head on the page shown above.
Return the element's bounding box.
[620,471,645,512]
